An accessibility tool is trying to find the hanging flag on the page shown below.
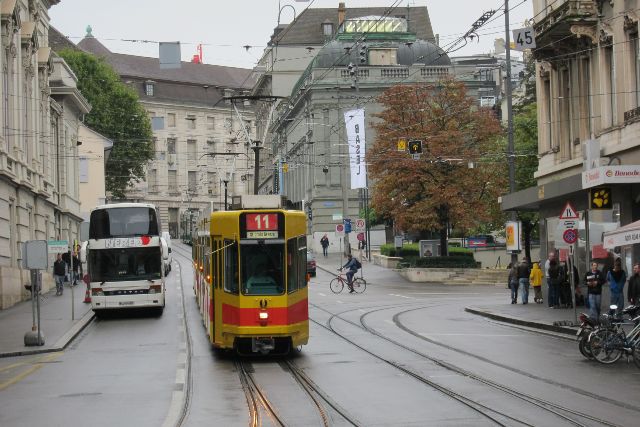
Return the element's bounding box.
[344,108,367,189]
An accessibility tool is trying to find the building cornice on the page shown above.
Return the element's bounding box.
[50,86,92,114]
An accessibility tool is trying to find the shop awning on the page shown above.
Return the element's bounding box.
[603,220,640,249]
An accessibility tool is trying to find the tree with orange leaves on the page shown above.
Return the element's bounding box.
[369,78,505,256]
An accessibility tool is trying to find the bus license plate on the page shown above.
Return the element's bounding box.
[119,301,134,306]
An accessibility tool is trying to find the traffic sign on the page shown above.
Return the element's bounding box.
[48,240,68,254]
[397,138,407,152]
[355,218,365,232]
[512,27,536,51]
[357,232,365,241]
[343,218,352,233]
[335,224,344,236]
[559,202,579,219]
[563,228,578,244]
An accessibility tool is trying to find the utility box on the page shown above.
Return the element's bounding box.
[419,240,441,257]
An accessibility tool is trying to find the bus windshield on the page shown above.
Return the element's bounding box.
[241,242,284,295]
[90,207,159,239]
[89,247,162,282]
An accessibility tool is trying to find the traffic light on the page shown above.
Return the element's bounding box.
[590,187,612,210]
[347,62,355,77]
[359,44,367,64]
[408,140,423,154]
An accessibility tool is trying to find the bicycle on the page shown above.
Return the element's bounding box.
[330,270,366,294]
[588,305,640,366]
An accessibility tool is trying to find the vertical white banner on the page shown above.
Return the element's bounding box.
[344,108,367,189]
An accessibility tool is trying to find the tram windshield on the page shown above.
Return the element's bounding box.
[241,242,284,295]
[88,247,162,282]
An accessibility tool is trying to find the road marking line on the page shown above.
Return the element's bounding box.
[359,309,366,313]
[337,300,344,304]
[389,293,415,299]
[318,293,326,297]
[385,320,393,325]
[419,333,521,337]
[0,352,62,391]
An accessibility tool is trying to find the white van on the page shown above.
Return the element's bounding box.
[161,231,172,275]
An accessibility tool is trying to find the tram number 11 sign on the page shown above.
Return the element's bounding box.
[246,213,278,239]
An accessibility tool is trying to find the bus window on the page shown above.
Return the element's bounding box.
[224,240,239,294]
[241,242,284,295]
[89,207,159,239]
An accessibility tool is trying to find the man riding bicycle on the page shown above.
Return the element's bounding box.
[340,254,361,293]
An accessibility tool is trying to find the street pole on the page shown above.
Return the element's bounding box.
[504,0,518,267]
[222,179,229,211]
[251,140,263,195]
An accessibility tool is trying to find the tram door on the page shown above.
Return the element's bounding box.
[211,237,221,344]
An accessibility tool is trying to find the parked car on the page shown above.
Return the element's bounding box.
[162,231,172,275]
[307,250,316,277]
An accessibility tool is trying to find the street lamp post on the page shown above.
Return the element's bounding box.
[221,178,230,210]
[250,140,263,195]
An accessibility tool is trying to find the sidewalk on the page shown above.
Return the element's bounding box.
[315,251,581,335]
[0,284,94,358]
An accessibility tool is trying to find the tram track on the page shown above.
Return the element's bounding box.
[310,302,620,427]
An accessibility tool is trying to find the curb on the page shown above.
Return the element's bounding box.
[0,310,95,358]
[464,306,578,336]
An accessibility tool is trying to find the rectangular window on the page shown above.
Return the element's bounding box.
[147,169,156,192]
[605,45,616,127]
[632,32,640,107]
[79,157,89,183]
[207,172,216,193]
[168,170,177,191]
[188,170,197,192]
[207,116,215,130]
[187,139,197,160]
[167,138,176,154]
[145,83,154,96]
[187,115,196,129]
[167,113,176,127]
[224,240,239,294]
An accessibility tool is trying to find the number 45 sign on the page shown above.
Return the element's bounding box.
[512,27,536,51]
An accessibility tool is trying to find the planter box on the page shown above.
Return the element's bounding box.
[372,254,403,269]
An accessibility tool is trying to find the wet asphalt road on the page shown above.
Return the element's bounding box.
[2,242,640,426]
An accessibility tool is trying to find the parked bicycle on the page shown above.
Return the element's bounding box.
[330,271,366,294]
[588,305,640,367]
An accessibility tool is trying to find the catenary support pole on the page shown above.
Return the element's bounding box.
[505,0,518,266]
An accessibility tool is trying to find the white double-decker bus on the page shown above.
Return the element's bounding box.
[81,203,168,316]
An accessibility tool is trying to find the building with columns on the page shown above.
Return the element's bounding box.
[502,0,640,279]
[0,0,89,309]
[77,30,256,238]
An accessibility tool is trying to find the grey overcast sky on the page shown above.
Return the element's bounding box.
[49,0,532,69]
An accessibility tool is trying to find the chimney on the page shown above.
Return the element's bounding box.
[338,2,346,27]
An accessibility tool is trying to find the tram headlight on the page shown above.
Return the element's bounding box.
[259,312,269,320]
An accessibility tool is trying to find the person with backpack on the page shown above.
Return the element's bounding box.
[340,254,361,293]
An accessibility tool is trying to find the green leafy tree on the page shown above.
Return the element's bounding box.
[59,49,153,199]
[369,79,505,255]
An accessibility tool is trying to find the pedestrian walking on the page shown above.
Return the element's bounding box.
[585,262,604,319]
[358,238,367,261]
[607,258,627,312]
[508,263,518,304]
[530,261,543,304]
[320,234,329,257]
[548,258,562,309]
[53,253,67,296]
[629,262,640,306]
[545,252,558,308]
[517,257,531,304]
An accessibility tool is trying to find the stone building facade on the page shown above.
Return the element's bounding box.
[0,0,89,309]
[77,32,256,238]
[503,0,640,277]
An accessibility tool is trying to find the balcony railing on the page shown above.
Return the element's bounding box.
[534,0,597,35]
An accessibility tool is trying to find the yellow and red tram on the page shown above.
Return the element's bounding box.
[192,196,309,354]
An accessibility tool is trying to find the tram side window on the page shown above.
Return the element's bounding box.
[287,236,307,293]
[204,237,211,284]
[298,236,308,289]
[212,240,218,288]
[224,240,239,294]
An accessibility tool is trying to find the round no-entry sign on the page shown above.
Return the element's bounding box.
[357,232,365,241]
[335,224,344,234]
[563,228,578,245]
